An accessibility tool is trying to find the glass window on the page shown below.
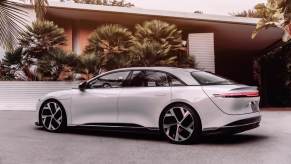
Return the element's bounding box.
[89,71,130,88]
[127,71,170,87]
[168,75,185,86]
[191,71,235,85]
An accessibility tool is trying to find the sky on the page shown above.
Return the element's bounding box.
[126,0,266,15]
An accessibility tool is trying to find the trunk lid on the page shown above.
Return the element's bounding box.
[202,84,260,115]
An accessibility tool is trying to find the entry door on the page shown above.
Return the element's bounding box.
[71,71,131,125]
[118,70,172,128]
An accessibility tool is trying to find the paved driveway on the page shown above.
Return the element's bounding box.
[0,110,290,164]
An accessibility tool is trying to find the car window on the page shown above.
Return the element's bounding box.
[89,71,130,88]
[191,71,235,85]
[127,70,170,87]
[168,75,185,86]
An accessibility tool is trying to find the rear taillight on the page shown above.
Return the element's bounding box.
[213,91,259,98]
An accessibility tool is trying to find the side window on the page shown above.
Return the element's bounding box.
[89,71,130,88]
[168,75,185,86]
[127,70,170,87]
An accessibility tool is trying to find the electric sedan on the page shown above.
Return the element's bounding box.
[35,67,261,144]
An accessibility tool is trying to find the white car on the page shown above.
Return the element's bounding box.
[35,67,261,144]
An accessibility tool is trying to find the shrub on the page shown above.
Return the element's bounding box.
[131,20,195,68]
[19,20,66,59]
[84,24,133,71]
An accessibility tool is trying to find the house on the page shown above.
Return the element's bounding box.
[7,1,284,85]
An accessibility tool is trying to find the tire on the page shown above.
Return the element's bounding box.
[159,103,202,144]
[39,99,67,132]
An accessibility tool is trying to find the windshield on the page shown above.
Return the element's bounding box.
[191,71,235,85]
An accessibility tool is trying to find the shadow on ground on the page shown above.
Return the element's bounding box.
[200,134,269,145]
[39,126,269,145]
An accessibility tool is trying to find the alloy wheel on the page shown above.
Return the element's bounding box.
[41,101,63,131]
[162,106,195,142]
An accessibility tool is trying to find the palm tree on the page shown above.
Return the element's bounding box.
[75,54,101,80]
[30,0,48,21]
[37,49,78,81]
[0,47,24,80]
[15,21,67,80]
[84,24,133,71]
[19,20,66,58]
[132,20,195,68]
[0,0,28,51]
[130,41,177,67]
[0,0,49,51]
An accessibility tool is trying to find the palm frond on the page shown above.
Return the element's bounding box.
[84,24,133,70]
[19,20,67,58]
[131,20,195,68]
[0,0,28,51]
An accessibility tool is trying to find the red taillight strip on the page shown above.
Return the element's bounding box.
[214,91,259,98]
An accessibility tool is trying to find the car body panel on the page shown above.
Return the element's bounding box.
[118,87,171,127]
[70,88,121,125]
[202,85,260,115]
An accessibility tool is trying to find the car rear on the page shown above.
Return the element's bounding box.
[191,71,261,134]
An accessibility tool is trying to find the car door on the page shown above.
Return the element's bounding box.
[71,71,131,125]
[118,70,172,128]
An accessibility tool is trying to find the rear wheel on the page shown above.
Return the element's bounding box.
[40,99,67,132]
[159,103,201,144]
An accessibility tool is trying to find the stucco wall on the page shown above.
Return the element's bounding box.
[47,17,100,54]
[47,16,73,52]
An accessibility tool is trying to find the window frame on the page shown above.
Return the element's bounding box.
[124,69,187,88]
[87,70,132,89]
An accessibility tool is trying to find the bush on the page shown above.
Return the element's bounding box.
[84,24,133,71]
[256,43,291,107]
[131,20,195,68]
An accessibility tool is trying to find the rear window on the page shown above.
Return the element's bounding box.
[191,71,235,85]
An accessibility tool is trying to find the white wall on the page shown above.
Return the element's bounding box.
[188,33,215,73]
[0,81,80,111]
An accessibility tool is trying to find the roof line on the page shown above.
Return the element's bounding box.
[18,1,259,26]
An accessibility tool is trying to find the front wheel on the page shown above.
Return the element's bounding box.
[40,99,67,132]
[159,103,201,144]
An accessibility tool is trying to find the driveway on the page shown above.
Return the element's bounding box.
[0,110,290,164]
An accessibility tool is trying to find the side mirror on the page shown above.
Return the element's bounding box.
[78,81,87,91]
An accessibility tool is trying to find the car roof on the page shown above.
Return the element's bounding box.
[109,67,201,85]
[113,67,199,74]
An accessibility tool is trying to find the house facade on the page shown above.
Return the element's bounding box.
[13,1,283,85]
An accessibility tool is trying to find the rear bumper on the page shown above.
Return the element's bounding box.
[203,116,261,135]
